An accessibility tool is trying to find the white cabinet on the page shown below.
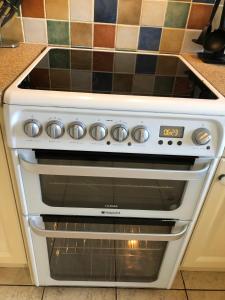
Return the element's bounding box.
[182,158,225,270]
[0,125,26,266]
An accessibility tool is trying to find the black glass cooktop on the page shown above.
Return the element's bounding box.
[18,48,217,99]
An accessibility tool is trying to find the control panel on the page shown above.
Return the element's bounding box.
[5,105,222,157]
[23,119,212,146]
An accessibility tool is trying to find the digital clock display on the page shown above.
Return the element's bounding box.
[159,126,184,138]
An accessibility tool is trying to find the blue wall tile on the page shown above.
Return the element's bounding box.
[94,0,118,23]
[138,27,162,51]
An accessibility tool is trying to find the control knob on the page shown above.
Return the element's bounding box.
[90,123,108,141]
[132,126,149,143]
[68,122,86,139]
[24,119,42,138]
[46,121,65,139]
[111,124,129,142]
[192,128,211,145]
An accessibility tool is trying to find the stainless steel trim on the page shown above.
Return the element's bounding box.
[19,155,209,181]
[29,216,188,241]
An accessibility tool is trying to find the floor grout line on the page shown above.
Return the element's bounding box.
[41,287,45,300]
[181,271,187,290]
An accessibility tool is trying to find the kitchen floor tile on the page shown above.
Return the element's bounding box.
[43,287,116,300]
[0,286,43,300]
[117,289,187,300]
[0,268,32,285]
[187,291,225,300]
[182,271,225,290]
[171,271,185,289]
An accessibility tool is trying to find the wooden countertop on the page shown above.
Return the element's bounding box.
[0,43,45,102]
[182,53,225,97]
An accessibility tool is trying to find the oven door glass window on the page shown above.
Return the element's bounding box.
[43,216,173,282]
[37,150,194,211]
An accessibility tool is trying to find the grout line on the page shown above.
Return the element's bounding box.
[185,288,189,300]
[181,271,187,290]
[41,287,45,300]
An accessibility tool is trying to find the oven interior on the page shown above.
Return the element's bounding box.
[42,215,175,282]
[35,150,195,211]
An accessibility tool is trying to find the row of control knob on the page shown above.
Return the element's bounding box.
[24,120,211,145]
[24,120,150,143]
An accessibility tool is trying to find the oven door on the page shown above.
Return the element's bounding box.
[16,149,210,219]
[27,215,189,288]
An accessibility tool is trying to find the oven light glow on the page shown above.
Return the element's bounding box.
[127,240,139,248]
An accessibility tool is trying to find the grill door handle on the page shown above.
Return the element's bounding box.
[19,156,209,181]
[29,217,188,241]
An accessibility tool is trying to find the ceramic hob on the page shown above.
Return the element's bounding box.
[18,48,217,100]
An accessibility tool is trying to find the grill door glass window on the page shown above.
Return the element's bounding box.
[37,151,194,211]
[43,216,173,282]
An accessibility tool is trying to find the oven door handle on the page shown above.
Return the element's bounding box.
[19,156,209,181]
[29,217,189,241]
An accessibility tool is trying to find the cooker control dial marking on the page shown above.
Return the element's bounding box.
[192,128,211,145]
[68,122,86,140]
[111,124,129,142]
[24,119,42,138]
[46,121,65,139]
[132,126,150,143]
[90,123,108,141]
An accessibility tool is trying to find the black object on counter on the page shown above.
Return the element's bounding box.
[0,0,21,27]
[194,0,225,64]
[193,0,221,46]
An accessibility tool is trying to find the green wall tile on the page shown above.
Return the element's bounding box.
[47,20,70,45]
[164,2,190,28]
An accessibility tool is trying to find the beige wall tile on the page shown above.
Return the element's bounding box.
[0,286,43,300]
[182,271,225,290]
[45,0,69,20]
[70,0,93,22]
[141,0,167,27]
[117,289,187,300]
[23,18,47,43]
[1,16,23,42]
[181,30,202,53]
[118,0,142,25]
[160,29,185,53]
[71,22,92,47]
[187,291,225,300]
[43,287,116,300]
[116,25,139,50]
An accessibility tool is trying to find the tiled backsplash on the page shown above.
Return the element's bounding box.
[1,0,223,53]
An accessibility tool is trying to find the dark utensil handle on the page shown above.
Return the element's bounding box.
[219,0,225,29]
[209,0,222,25]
